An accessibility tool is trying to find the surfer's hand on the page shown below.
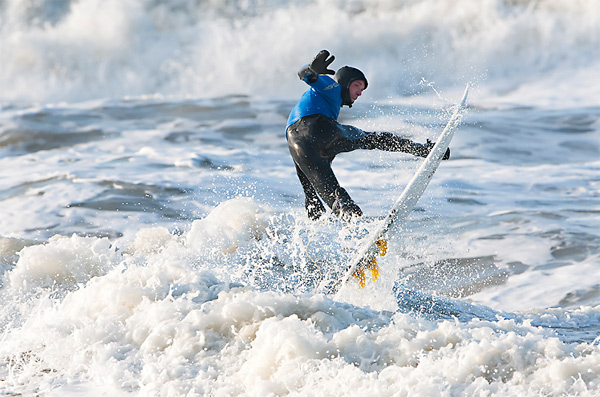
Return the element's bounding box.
[424,139,450,160]
[309,50,335,75]
[443,147,450,160]
[425,139,434,151]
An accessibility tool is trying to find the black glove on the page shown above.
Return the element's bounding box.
[424,139,450,160]
[411,139,450,160]
[309,50,335,75]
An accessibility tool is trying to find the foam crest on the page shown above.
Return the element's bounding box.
[185,197,273,255]
[1,193,600,394]
[4,271,600,395]
[0,0,598,103]
[8,234,119,292]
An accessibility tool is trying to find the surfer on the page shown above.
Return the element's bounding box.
[286,50,450,221]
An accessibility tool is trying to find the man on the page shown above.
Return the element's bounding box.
[286,50,449,221]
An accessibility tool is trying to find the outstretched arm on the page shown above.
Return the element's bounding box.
[360,132,450,160]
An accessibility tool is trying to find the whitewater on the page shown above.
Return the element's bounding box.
[0,0,599,395]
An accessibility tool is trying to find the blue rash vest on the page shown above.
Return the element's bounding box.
[286,74,342,129]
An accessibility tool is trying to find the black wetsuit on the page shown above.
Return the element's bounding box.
[287,114,436,221]
[286,63,445,221]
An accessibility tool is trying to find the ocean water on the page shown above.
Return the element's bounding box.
[1,0,599,395]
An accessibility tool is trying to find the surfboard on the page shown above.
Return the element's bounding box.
[326,85,469,296]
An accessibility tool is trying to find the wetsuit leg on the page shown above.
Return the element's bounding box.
[287,117,446,221]
[290,139,362,220]
[294,163,326,220]
[287,116,363,220]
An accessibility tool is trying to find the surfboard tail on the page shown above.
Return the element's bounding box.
[332,84,470,296]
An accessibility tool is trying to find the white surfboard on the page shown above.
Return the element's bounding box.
[328,85,469,296]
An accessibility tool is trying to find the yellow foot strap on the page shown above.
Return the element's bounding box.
[352,268,366,288]
[367,257,379,281]
[376,239,387,256]
[351,257,379,289]
[352,238,387,289]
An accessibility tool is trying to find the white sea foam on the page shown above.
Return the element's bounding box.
[1,1,599,395]
[2,228,600,395]
[0,0,598,104]
[1,188,600,395]
[185,197,273,255]
[8,234,119,293]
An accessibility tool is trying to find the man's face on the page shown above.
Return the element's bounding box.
[349,80,366,104]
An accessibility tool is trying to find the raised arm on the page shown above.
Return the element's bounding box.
[298,50,336,84]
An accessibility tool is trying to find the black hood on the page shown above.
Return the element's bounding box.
[334,66,368,107]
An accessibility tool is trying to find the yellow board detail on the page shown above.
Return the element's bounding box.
[352,238,387,288]
[376,239,387,256]
[367,257,379,281]
[352,268,366,288]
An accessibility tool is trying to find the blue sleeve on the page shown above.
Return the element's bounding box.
[286,75,342,128]
[308,75,340,101]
